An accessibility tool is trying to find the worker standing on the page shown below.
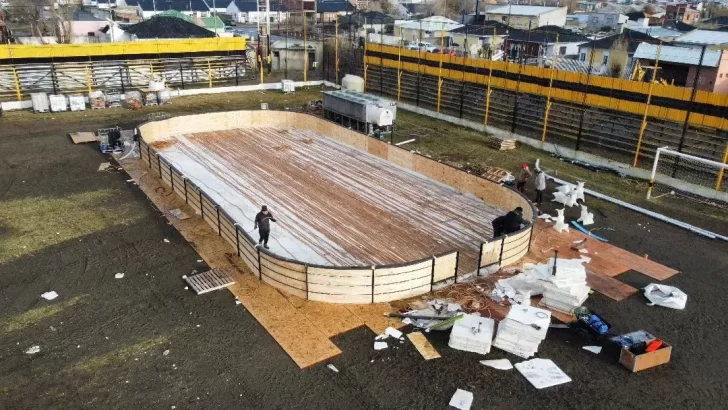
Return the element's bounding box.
[254,205,277,249]
[534,169,546,205]
[515,163,532,193]
[267,53,272,75]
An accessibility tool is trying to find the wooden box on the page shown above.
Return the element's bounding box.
[619,340,672,372]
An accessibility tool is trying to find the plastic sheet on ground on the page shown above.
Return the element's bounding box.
[41,291,58,301]
[515,358,572,389]
[643,283,688,310]
[480,358,513,370]
[448,389,473,410]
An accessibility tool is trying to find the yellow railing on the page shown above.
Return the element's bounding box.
[0,38,247,60]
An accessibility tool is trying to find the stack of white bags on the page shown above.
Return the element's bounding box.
[448,314,495,355]
[539,258,590,314]
[492,305,551,358]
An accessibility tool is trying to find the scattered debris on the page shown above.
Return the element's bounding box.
[448,314,494,354]
[552,209,570,233]
[169,209,190,220]
[163,238,170,243]
[163,349,170,356]
[374,341,388,351]
[407,332,441,360]
[643,284,687,310]
[326,364,339,373]
[582,346,602,354]
[578,248,589,254]
[515,358,572,389]
[384,327,403,339]
[115,272,125,279]
[25,345,41,355]
[197,259,203,263]
[549,324,570,329]
[479,358,513,370]
[235,297,242,306]
[41,291,59,301]
[578,205,595,226]
[98,162,111,171]
[492,305,551,358]
[448,389,473,410]
[394,138,416,146]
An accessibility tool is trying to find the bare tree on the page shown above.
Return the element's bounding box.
[12,0,48,40]
[643,4,657,15]
[50,4,74,44]
[380,0,394,15]
[562,0,580,14]
[430,0,476,20]
[608,36,629,78]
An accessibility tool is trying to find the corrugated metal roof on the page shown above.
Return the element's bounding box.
[633,43,722,67]
[627,26,683,39]
[676,29,728,45]
[486,5,564,16]
[398,16,463,31]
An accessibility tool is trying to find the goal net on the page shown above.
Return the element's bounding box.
[647,147,728,208]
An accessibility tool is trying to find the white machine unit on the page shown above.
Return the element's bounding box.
[322,90,397,137]
[281,80,295,94]
[31,93,50,113]
[49,94,68,112]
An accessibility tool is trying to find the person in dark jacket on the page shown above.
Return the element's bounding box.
[254,205,277,249]
[492,207,527,238]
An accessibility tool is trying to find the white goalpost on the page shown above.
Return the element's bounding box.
[647,147,728,203]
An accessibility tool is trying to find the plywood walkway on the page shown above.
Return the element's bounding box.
[120,157,401,369]
[525,220,679,302]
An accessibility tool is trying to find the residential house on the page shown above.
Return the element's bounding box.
[136,0,211,19]
[665,3,700,25]
[634,43,728,93]
[280,0,317,22]
[585,12,628,32]
[625,25,683,41]
[504,25,591,61]
[316,0,354,23]
[339,11,394,36]
[565,14,589,30]
[271,39,321,71]
[447,21,509,57]
[226,1,288,24]
[577,1,600,12]
[485,6,568,29]
[395,16,463,42]
[577,28,661,77]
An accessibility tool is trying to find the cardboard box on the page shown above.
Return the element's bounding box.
[619,340,672,372]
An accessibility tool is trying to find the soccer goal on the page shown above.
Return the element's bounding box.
[647,147,728,204]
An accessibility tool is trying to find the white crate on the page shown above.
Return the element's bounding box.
[49,94,68,112]
[68,95,86,112]
[31,93,50,113]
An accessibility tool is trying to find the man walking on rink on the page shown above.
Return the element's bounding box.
[254,205,277,249]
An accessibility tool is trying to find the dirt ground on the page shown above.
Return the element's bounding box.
[1,92,728,409]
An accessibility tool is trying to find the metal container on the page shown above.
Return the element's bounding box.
[322,90,396,126]
[281,80,295,94]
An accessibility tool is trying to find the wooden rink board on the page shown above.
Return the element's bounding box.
[119,156,402,368]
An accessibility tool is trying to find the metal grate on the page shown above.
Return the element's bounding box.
[184,268,235,295]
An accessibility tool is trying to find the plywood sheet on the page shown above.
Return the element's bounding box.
[433,252,457,282]
[367,138,389,159]
[69,131,97,144]
[597,246,679,280]
[407,332,441,360]
[586,270,638,302]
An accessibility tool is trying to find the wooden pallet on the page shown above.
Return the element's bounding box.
[184,268,236,295]
[481,166,511,184]
[485,136,517,151]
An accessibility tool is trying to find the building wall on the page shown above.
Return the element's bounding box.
[70,20,108,37]
[539,8,568,27]
[715,53,728,94]
[544,41,584,57]
[686,66,718,91]
[586,13,625,31]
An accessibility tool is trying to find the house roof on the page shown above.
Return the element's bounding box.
[398,16,463,31]
[124,15,216,38]
[73,9,104,21]
[663,20,695,32]
[138,0,210,12]
[486,5,565,16]
[627,26,683,39]
[231,0,258,12]
[634,43,721,67]
[579,28,660,52]
[316,0,354,13]
[339,11,394,25]
[448,21,510,36]
[507,25,591,43]
[704,16,728,26]
[676,29,728,45]
[158,9,224,29]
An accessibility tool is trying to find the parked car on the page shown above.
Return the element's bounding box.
[404,42,438,52]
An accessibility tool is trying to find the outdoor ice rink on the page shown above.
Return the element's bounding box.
[154,126,504,273]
